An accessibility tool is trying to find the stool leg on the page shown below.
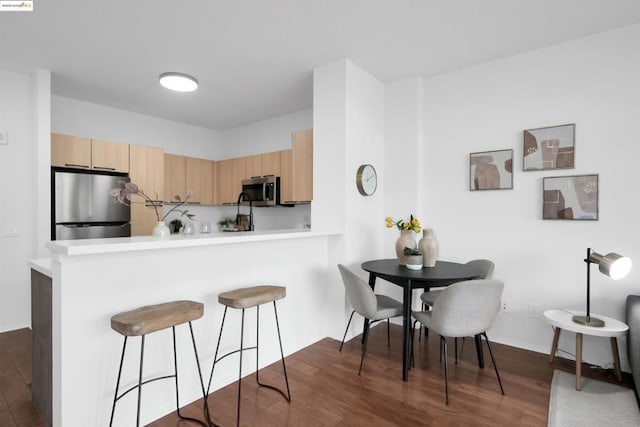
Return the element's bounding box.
[236,308,246,427]
[187,321,211,425]
[171,324,209,427]
[255,302,291,402]
[205,307,228,427]
[207,306,228,395]
[109,336,128,427]
[136,334,146,427]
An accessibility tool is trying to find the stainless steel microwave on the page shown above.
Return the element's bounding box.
[241,176,280,206]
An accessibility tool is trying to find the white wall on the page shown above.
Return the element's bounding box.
[220,108,312,159]
[421,23,640,369]
[0,68,49,332]
[52,96,224,159]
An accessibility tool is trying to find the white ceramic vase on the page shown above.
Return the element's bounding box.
[395,229,418,266]
[405,255,423,270]
[152,221,171,239]
[418,228,438,267]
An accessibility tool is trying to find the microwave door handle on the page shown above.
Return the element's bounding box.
[263,183,268,201]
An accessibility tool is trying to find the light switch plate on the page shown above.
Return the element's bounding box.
[0,131,7,145]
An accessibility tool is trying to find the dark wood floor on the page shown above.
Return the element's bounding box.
[0,326,633,426]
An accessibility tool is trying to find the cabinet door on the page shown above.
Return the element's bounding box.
[280,149,294,203]
[185,157,202,203]
[92,139,130,173]
[164,154,186,203]
[129,145,164,236]
[215,159,234,205]
[199,159,215,205]
[232,157,246,200]
[262,151,281,176]
[51,133,91,169]
[245,154,263,179]
[292,129,313,202]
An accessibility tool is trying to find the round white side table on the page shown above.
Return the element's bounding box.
[543,309,628,391]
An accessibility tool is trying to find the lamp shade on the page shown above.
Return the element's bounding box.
[589,252,632,280]
[159,72,198,92]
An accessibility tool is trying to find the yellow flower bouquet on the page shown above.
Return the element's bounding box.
[385,214,421,233]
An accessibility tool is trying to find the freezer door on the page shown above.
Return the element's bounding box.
[55,223,131,240]
[54,172,130,223]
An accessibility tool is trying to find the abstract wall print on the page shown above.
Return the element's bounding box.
[523,123,575,171]
[470,149,513,191]
[543,174,598,220]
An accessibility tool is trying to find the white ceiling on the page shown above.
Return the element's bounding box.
[2,1,640,131]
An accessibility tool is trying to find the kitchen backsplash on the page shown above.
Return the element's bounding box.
[162,203,311,233]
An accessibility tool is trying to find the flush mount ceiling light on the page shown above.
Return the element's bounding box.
[159,72,199,92]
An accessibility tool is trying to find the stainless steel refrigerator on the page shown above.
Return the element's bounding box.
[53,171,131,240]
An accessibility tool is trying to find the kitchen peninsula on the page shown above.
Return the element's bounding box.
[30,228,341,427]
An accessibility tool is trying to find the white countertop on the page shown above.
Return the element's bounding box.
[45,228,342,256]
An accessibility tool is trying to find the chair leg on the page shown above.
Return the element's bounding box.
[454,337,458,365]
[482,332,505,395]
[442,336,449,405]
[410,322,415,368]
[339,311,356,352]
[109,336,128,427]
[358,322,371,375]
[387,318,391,348]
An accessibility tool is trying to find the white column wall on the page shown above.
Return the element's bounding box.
[0,68,47,332]
[312,59,386,340]
[421,23,640,369]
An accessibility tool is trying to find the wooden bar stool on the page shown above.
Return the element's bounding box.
[206,285,291,426]
[109,300,208,427]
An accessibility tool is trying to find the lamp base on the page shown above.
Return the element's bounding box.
[572,315,605,327]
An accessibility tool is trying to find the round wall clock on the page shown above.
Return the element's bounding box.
[356,164,377,196]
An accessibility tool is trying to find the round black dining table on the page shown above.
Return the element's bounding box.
[361,259,481,381]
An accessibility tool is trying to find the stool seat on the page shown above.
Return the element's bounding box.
[111,300,204,337]
[218,285,286,309]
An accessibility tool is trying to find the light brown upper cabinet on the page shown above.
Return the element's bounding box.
[51,133,129,173]
[214,159,234,205]
[186,157,214,205]
[91,139,130,173]
[129,145,165,236]
[244,154,263,179]
[281,129,313,204]
[164,154,186,203]
[262,151,281,176]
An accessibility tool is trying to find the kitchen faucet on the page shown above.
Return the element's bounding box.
[236,192,254,231]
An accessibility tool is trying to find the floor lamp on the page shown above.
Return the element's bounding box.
[572,248,632,327]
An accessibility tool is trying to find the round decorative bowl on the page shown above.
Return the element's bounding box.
[406,263,423,270]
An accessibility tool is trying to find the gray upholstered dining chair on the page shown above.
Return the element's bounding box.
[337,264,404,375]
[416,259,495,359]
[412,279,505,404]
[421,259,495,307]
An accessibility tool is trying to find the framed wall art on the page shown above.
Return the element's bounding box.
[543,174,598,220]
[523,123,575,171]
[470,149,513,191]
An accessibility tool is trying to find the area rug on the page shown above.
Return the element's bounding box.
[548,370,640,426]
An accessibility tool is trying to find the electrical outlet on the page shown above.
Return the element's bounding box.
[501,299,508,311]
[528,303,540,318]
